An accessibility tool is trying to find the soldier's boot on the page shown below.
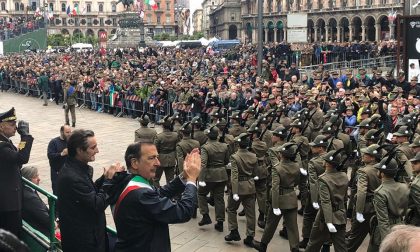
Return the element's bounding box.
[279,226,288,239]
[321,243,331,252]
[198,214,212,226]
[243,236,255,248]
[238,209,246,216]
[299,238,309,249]
[214,221,223,232]
[257,212,265,229]
[252,240,267,252]
[224,229,241,241]
[297,206,304,216]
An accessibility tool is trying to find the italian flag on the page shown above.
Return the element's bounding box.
[145,0,158,10]
[72,3,79,16]
[113,175,152,216]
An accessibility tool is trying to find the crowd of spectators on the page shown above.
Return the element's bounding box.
[0,16,45,41]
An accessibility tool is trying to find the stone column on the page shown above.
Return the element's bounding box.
[389,23,395,40]
[314,25,318,42]
[361,25,366,41]
[264,0,269,13]
[284,27,287,42]
[265,29,268,42]
[274,28,278,42]
[325,25,330,42]
[337,25,341,42]
[349,24,353,42]
[375,23,380,41]
[273,0,277,13]
[252,26,257,43]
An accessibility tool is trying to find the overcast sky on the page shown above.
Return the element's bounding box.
[190,0,203,33]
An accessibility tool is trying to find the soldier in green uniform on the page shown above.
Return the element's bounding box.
[248,123,269,229]
[369,156,410,252]
[406,152,420,226]
[394,126,415,182]
[225,133,258,247]
[134,115,157,142]
[153,115,179,186]
[410,136,420,155]
[254,143,301,252]
[243,106,257,129]
[321,122,344,151]
[191,116,207,146]
[306,98,324,142]
[299,135,328,249]
[176,122,200,175]
[197,125,230,232]
[290,119,310,215]
[329,115,352,155]
[355,118,373,150]
[347,144,382,252]
[258,115,273,148]
[229,112,246,137]
[305,149,349,252]
[171,112,183,140]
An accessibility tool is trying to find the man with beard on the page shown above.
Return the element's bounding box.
[47,125,72,195]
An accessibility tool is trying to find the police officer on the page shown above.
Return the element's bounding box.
[197,125,229,232]
[254,143,300,252]
[134,115,157,142]
[406,152,420,226]
[248,123,269,229]
[0,108,33,237]
[305,149,349,252]
[299,135,328,249]
[191,116,207,146]
[229,112,246,137]
[369,155,410,251]
[225,133,258,247]
[347,144,382,252]
[153,115,179,186]
[176,122,200,175]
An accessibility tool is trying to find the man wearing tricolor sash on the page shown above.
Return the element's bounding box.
[113,141,201,252]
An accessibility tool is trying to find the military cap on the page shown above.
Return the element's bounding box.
[361,107,372,115]
[324,110,337,119]
[360,144,382,159]
[180,122,192,134]
[307,98,318,105]
[321,122,335,135]
[171,112,182,122]
[287,93,295,99]
[191,116,202,126]
[328,115,343,128]
[279,142,298,159]
[247,122,261,134]
[268,94,275,100]
[331,70,339,75]
[393,126,411,137]
[322,149,343,166]
[409,136,420,148]
[210,108,225,118]
[290,119,304,129]
[158,115,173,127]
[374,156,399,175]
[370,114,381,126]
[245,106,256,114]
[358,118,372,129]
[364,129,382,142]
[138,114,150,125]
[229,112,241,120]
[272,126,288,138]
[359,68,367,75]
[0,107,17,123]
[258,115,270,125]
[409,152,420,162]
[235,132,250,143]
[309,135,329,147]
[344,90,352,96]
[346,106,354,111]
[216,118,227,128]
[204,125,219,139]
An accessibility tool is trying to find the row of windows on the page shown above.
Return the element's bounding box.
[0,2,117,13]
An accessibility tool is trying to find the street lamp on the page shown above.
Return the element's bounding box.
[388,9,397,40]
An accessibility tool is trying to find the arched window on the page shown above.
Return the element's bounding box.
[49,3,54,11]
[98,3,103,12]
[20,3,24,11]
[111,4,116,12]
[15,2,19,11]
[61,3,66,12]
[86,3,91,12]
[1,2,5,11]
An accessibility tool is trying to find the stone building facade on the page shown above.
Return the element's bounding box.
[192,8,203,33]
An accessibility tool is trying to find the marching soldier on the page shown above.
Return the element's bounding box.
[248,123,269,229]
[410,136,420,155]
[356,118,373,150]
[243,106,257,129]
[306,98,324,141]
[289,119,310,215]
[329,115,352,156]
[254,143,301,252]
[197,125,229,232]
[406,152,420,226]
[176,122,200,175]
[258,115,273,148]
[369,156,410,252]
[299,135,328,249]
[321,122,344,151]
[134,115,157,142]
[153,115,179,187]
[171,112,183,139]
[225,133,258,247]
[305,149,349,252]
[229,112,246,137]
[347,144,382,252]
[191,116,207,146]
[394,126,414,182]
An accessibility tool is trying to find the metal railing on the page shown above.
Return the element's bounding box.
[0,19,46,41]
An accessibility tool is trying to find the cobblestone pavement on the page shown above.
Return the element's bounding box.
[0,92,369,251]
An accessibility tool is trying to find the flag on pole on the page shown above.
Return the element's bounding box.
[145,0,158,10]
[48,6,54,19]
[72,3,79,16]
[66,2,71,16]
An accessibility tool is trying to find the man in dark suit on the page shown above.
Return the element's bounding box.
[21,166,50,236]
[57,129,122,252]
[0,107,33,237]
[114,141,201,252]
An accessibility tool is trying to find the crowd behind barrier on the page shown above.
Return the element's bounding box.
[0,16,45,41]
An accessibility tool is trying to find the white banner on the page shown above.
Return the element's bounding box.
[287,13,308,28]
[287,29,308,43]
